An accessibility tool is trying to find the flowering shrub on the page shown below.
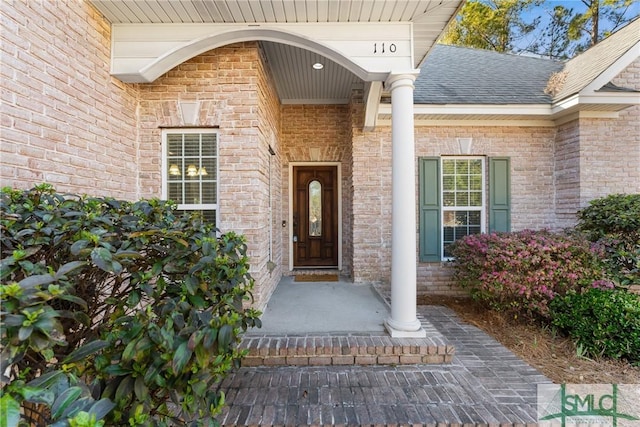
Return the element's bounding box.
[449,229,605,318]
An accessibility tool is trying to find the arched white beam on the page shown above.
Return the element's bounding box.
[110,23,414,83]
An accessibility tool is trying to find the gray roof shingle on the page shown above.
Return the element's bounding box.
[414,44,564,105]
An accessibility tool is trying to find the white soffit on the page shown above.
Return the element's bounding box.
[90,0,462,68]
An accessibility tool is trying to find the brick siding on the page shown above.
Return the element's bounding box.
[0,0,138,198]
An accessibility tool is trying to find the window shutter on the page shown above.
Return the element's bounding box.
[419,157,441,262]
[489,157,511,233]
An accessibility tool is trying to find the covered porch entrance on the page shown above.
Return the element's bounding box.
[92,0,465,337]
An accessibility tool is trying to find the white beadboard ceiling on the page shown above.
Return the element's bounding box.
[90,0,462,104]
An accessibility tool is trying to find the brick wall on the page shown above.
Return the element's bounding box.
[554,58,640,229]
[579,58,640,206]
[554,120,581,229]
[136,43,282,309]
[0,0,139,198]
[352,124,558,294]
[256,45,284,306]
[280,104,353,276]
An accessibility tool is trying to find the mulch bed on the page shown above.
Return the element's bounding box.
[419,295,640,384]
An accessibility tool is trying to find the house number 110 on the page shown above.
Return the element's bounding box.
[373,42,397,54]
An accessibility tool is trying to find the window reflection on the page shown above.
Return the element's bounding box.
[309,180,322,237]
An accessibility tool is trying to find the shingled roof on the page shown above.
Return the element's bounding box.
[414,44,564,105]
[414,17,639,106]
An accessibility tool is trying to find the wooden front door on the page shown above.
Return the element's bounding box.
[293,166,339,267]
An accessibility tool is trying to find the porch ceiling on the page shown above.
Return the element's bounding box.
[90,1,463,104]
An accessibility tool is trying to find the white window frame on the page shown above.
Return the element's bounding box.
[161,129,219,226]
[440,156,486,260]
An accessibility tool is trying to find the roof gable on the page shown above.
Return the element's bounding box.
[553,17,640,101]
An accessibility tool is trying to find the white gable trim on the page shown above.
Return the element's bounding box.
[581,40,640,95]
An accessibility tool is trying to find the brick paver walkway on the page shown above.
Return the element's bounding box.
[216,305,551,426]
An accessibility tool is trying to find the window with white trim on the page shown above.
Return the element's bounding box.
[162,130,218,226]
[441,157,485,258]
[419,156,509,262]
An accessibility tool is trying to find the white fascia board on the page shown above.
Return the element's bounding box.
[380,103,553,116]
[551,92,639,115]
[582,40,640,94]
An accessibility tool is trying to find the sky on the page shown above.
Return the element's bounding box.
[517,0,640,55]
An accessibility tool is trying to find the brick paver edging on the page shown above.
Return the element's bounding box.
[239,334,455,366]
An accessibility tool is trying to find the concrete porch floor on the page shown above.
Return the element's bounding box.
[248,275,391,334]
[216,276,552,426]
[241,276,454,366]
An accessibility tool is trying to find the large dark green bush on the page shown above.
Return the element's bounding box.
[449,229,606,318]
[577,193,640,287]
[549,288,640,363]
[0,184,261,426]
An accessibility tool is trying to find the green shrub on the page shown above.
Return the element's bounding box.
[449,229,606,318]
[577,193,640,239]
[549,288,640,363]
[577,193,640,287]
[0,184,261,426]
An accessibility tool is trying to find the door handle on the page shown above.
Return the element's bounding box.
[293,235,298,242]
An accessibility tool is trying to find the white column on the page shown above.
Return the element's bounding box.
[384,72,426,338]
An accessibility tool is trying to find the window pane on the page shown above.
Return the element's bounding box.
[201,134,217,157]
[455,211,468,225]
[201,158,216,179]
[443,227,454,242]
[185,183,200,204]
[456,192,469,206]
[470,192,482,207]
[168,183,183,204]
[470,175,482,190]
[201,181,217,204]
[442,159,455,174]
[469,159,482,175]
[309,180,322,237]
[456,160,469,174]
[176,209,216,228]
[167,159,182,180]
[469,211,481,225]
[168,135,183,156]
[443,211,456,226]
[456,175,469,190]
[184,134,200,156]
[443,176,455,191]
[443,192,455,207]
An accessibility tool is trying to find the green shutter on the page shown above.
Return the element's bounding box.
[489,157,511,233]
[419,158,441,262]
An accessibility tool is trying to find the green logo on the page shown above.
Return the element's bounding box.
[538,384,640,427]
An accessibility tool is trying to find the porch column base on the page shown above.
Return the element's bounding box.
[384,318,426,338]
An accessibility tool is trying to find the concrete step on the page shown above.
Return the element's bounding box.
[239,333,455,367]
